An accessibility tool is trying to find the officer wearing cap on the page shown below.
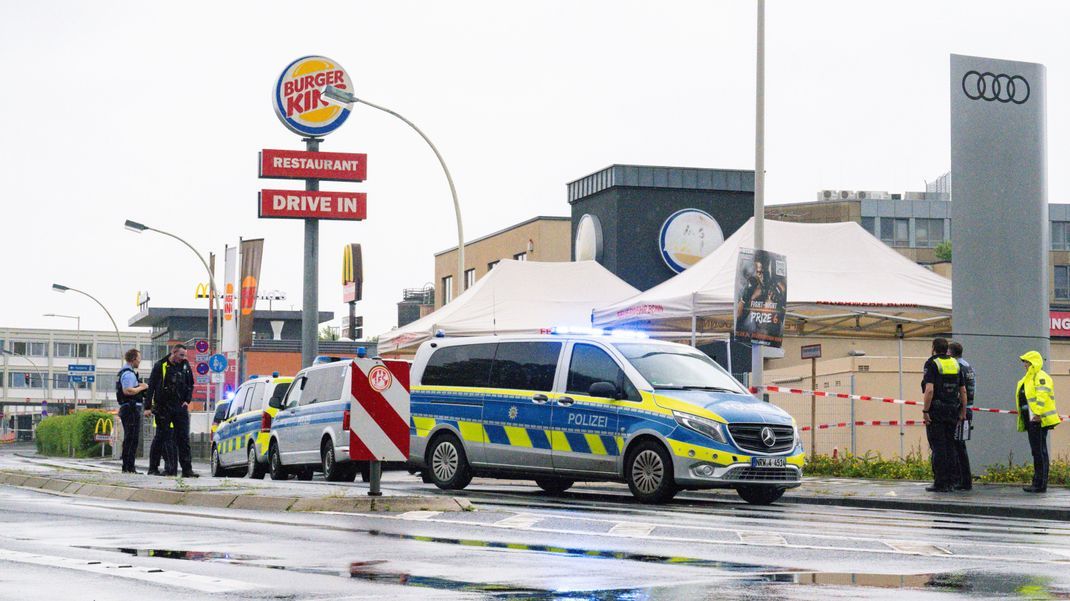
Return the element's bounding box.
[116,348,148,474]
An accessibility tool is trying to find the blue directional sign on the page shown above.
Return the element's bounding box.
[208,353,228,373]
[67,364,95,373]
[68,375,96,384]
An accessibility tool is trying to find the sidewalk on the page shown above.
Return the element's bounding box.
[779,477,1070,521]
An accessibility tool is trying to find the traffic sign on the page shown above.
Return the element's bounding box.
[69,375,95,383]
[801,344,823,360]
[210,372,224,384]
[196,362,210,376]
[67,364,95,373]
[208,354,228,373]
[195,339,210,354]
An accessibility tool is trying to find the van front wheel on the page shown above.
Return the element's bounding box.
[625,440,677,504]
[427,434,472,490]
[268,442,289,481]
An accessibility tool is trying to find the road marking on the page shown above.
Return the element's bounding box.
[738,531,787,546]
[608,522,656,537]
[0,549,260,593]
[398,511,442,521]
[494,513,544,529]
[883,541,952,556]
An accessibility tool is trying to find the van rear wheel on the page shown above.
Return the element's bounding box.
[322,440,347,482]
[625,440,678,504]
[210,445,225,478]
[427,433,472,490]
[736,485,785,505]
[246,445,266,479]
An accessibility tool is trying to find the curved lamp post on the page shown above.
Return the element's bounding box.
[321,85,465,303]
[52,284,123,349]
[124,220,222,345]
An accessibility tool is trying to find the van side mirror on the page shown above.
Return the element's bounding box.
[588,381,618,399]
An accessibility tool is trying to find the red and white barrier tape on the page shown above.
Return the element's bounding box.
[750,384,1070,420]
[800,420,924,432]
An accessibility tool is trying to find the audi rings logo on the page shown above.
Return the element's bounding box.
[962,71,1030,104]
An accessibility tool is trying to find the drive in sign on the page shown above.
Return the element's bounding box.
[260,149,367,182]
[259,189,367,220]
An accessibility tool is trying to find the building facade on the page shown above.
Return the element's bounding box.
[433,216,571,309]
[0,327,155,438]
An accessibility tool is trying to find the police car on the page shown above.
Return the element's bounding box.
[210,374,293,478]
[409,331,804,504]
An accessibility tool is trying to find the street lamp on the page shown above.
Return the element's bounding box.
[52,284,123,349]
[321,85,465,304]
[123,220,222,347]
[43,313,81,414]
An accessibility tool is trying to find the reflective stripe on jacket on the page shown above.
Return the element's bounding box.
[1016,350,1061,431]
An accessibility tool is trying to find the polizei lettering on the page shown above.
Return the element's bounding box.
[272,194,361,215]
[567,413,608,429]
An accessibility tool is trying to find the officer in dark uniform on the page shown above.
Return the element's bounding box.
[145,344,198,477]
[948,341,975,491]
[921,338,968,493]
[116,348,148,473]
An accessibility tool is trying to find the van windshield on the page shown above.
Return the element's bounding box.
[612,343,747,394]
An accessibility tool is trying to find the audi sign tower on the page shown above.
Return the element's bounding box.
[951,54,1048,470]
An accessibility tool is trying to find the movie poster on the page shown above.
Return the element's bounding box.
[733,248,788,347]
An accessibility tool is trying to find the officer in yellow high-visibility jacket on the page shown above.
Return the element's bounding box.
[1016,351,1062,493]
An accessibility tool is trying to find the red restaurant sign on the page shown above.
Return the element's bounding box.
[259,189,367,220]
[1052,311,1070,337]
[260,149,367,182]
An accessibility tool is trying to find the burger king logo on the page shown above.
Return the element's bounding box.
[273,55,353,137]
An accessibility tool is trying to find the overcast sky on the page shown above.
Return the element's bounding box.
[2,1,1067,336]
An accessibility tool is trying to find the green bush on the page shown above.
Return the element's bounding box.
[35,411,115,457]
[804,451,1070,485]
[804,451,933,480]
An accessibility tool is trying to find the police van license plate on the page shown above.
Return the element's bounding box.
[751,457,786,468]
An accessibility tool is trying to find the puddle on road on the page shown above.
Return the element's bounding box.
[73,544,1069,599]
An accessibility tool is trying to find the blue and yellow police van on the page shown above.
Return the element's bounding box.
[408,331,804,504]
[210,373,293,479]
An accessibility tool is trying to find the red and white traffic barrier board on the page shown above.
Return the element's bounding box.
[348,359,410,462]
[800,420,924,432]
[751,384,1070,420]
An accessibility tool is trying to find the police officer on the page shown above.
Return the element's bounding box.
[116,348,148,473]
[145,344,199,477]
[948,341,975,491]
[1016,351,1062,493]
[921,337,967,493]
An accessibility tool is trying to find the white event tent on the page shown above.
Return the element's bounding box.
[378,259,639,354]
[593,218,952,339]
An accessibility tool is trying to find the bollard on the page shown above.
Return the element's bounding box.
[368,460,382,497]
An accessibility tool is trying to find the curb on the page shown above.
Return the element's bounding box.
[779,491,1070,522]
[0,471,470,515]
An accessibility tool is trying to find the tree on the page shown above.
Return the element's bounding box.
[935,240,952,262]
[318,325,340,341]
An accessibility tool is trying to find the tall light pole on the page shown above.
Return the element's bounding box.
[751,0,767,390]
[124,220,221,348]
[321,85,465,305]
[51,284,123,350]
[43,313,80,414]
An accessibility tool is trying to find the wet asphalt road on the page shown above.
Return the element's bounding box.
[2,450,1070,600]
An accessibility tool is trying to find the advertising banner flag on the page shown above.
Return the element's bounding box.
[239,239,264,350]
[733,248,787,348]
[221,245,239,394]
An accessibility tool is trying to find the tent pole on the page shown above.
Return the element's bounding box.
[726,337,733,379]
[690,315,697,347]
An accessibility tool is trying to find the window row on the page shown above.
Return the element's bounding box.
[1,341,157,360]
[421,341,640,400]
[860,217,947,248]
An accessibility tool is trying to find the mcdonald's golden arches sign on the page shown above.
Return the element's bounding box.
[342,243,362,303]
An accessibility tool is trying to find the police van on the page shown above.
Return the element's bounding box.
[409,332,804,504]
[210,374,293,479]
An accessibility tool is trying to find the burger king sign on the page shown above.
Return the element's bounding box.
[273,56,353,137]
